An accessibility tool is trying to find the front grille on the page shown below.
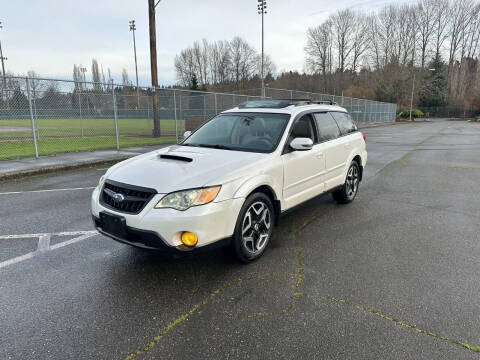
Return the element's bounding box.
[100,180,157,214]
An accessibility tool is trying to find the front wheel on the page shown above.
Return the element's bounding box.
[232,193,274,263]
[332,161,360,204]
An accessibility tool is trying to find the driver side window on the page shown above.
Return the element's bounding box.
[290,114,316,143]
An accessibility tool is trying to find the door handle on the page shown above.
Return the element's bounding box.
[344,143,350,148]
[316,152,324,159]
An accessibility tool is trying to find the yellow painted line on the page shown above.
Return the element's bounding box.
[306,294,480,353]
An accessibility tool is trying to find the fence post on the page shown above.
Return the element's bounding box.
[112,83,120,150]
[78,87,83,137]
[203,95,206,119]
[174,90,178,144]
[214,93,218,115]
[26,78,39,158]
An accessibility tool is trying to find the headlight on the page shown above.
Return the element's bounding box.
[155,186,221,211]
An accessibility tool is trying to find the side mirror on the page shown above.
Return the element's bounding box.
[290,137,313,151]
[183,131,192,139]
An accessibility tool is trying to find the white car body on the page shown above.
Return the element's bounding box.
[91,102,367,253]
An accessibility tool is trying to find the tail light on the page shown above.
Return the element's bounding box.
[361,132,366,142]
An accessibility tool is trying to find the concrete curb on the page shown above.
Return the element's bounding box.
[0,156,131,182]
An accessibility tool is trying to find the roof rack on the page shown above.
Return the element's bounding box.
[238,98,338,109]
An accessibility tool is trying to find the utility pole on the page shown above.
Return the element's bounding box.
[149,0,161,137]
[129,20,140,110]
[409,72,416,122]
[258,0,267,98]
[0,21,9,109]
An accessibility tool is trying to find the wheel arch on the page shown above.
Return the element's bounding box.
[352,154,363,181]
[245,185,281,226]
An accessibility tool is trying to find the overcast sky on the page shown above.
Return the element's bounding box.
[1,0,414,85]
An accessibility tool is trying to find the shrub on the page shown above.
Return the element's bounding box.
[398,109,424,118]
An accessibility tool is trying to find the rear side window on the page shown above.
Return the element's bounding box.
[330,112,357,135]
[314,113,340,142]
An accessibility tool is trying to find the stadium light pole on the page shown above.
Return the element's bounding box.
[258,0,267,98]
[149,0,161,137]
[0,21,9,109]
[129,20,140,110]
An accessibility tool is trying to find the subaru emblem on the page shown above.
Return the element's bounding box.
[112,193,125,203]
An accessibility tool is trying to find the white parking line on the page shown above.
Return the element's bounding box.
[0,230,99,269]
[50,233,98,250]
[0,230,97,240]
[0,187,95,196]
[37,234,51,252]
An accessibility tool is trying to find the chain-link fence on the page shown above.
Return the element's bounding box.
[419,106,479,119]
[0,77,398,160]
[235,87,398,123]
[0,76,262,160]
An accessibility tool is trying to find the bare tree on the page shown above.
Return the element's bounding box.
[305,21,333,89]
[331,9,355,72]
[209,40,232,85]
[351,13,370,72]
[432,0,450,59]
[122,68,130,86]
[91,58,102,91]
[27,70,46,100]
[229,37,257,90]
[72,64,83,90]
[192,39,209,86]
[417,0,437,68]
[448,0,473,65]
[376,5,397,66]
[367,13,382,69]
[174,48,196,87]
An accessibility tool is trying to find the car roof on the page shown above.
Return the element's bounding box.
[221,103,348,117]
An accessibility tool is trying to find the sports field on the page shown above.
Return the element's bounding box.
[0,118,183,160]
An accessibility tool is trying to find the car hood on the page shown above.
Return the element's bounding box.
[107,145,267,193]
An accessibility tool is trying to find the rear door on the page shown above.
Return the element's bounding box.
[313,112,344,190]
[282,113,326,209]
[328,111,360,188]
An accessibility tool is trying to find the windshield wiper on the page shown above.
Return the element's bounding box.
[197,144,233,150]
[181,143,201,147]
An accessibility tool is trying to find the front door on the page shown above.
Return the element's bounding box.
[282,114,326,210]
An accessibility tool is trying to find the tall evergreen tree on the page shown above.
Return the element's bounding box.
[419,55,448,107]
[190,74,199,90]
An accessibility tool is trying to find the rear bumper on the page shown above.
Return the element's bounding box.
[92,215,231,252]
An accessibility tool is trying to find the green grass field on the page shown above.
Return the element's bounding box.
[0,117,183,160]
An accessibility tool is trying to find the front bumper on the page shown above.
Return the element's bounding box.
[92,215,231,252]
[91,186,244,251]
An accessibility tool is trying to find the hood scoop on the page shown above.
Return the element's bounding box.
[158,154,193,163]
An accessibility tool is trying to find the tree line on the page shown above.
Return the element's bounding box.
[174,37,276,91]
[174,0,480,111]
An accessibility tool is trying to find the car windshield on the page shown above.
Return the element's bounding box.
[182,113,290,153]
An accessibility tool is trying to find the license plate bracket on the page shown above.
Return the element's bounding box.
[100,211,127,239]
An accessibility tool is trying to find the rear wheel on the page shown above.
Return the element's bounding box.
[232,193,274,263]
[332,161,360,204]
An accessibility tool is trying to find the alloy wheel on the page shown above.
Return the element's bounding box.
[242,201,271,254]
[346,165,359,199]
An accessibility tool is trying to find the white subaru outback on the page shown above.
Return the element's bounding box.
[91,99,367,262]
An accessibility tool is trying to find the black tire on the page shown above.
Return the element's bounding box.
[232,192,275,263]
[332,161,360,204]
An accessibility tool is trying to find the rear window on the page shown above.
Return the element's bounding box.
[314,113,340,142]
[330,112,357,135]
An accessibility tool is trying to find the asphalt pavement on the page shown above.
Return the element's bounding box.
[1,120,480,359]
